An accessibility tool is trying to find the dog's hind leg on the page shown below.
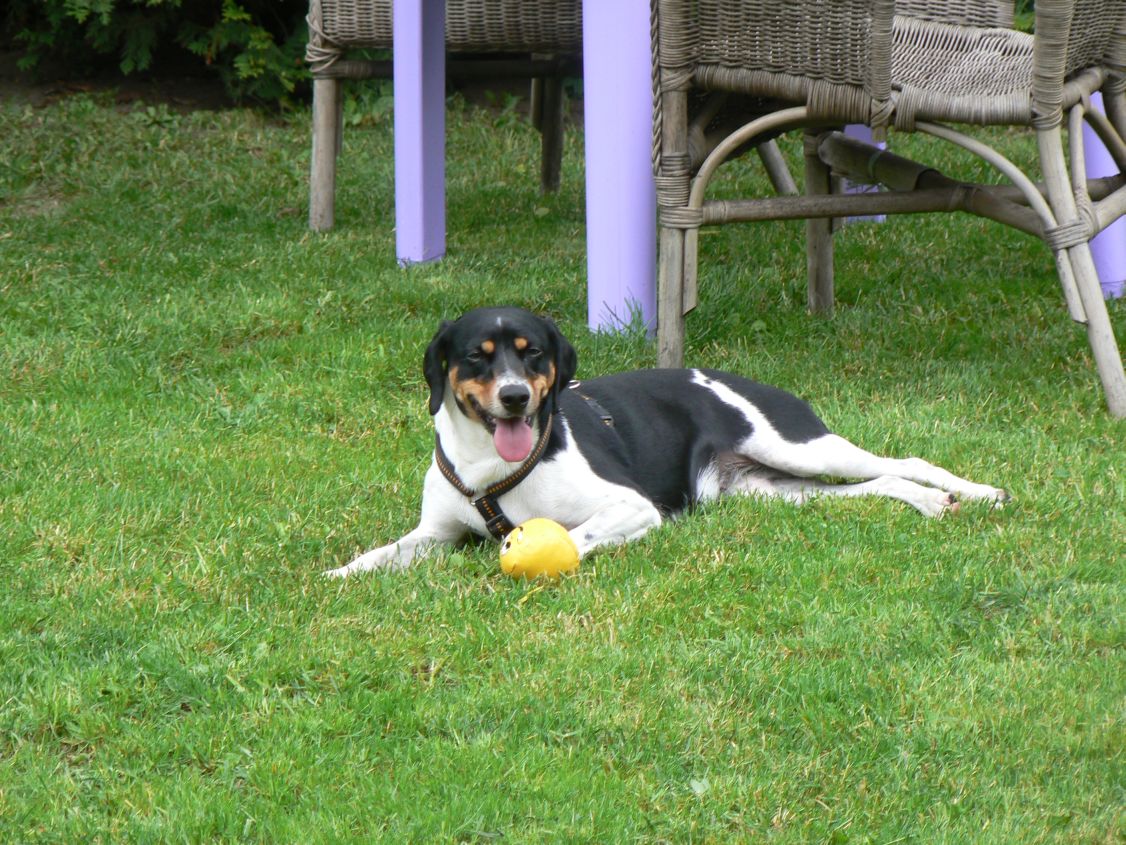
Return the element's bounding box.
[744,433,1008,504]
[719,458,959,517]
[767,474,960,517]
[692,372,1005,504]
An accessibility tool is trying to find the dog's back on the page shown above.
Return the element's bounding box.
[560,368,830,512]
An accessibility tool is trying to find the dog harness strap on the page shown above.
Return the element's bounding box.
[568,381,615,427]
[433,439,475,498]
[473,495,515,540]
[433,412,554,541]
[578,393,615,427]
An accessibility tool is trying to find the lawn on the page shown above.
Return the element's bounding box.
[1,88,1122,843]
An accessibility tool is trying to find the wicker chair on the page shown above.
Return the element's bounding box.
[306,0,582,230]
[653,0,1126,416]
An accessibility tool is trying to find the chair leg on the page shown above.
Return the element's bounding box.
[335,84,344,157]
[1103,86,1126,141]
[804,131,834,313]
[310,77,341,231]
[1039,124,1126,416]
[656,81,691,364]
[658,225,687,367]
[757,139,799,195]
[530,77,544,131]
[538,75,565,193]
[1068,242,1126,416]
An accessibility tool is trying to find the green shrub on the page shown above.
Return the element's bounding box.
[3,0,310,104]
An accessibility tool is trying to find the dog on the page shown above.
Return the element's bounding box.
[326,306,1007,577]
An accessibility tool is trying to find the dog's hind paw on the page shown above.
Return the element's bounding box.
[944,493,960,516]
[913,488,960,518]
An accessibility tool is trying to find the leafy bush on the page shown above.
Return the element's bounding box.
[3,0,310,104]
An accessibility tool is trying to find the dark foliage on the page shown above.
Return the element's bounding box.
[3,0,310,104]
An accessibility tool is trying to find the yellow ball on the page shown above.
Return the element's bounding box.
[499,518,580,579]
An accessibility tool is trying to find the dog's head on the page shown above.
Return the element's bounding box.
[423,307,577,462]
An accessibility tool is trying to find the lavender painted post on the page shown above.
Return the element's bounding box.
[582,0,657,332]
[394,0,446,264]
[1084,93,1126,299]
[842,124,886,224]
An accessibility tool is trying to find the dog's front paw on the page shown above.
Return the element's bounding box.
[321,549,388,579]
[322,544,414,579]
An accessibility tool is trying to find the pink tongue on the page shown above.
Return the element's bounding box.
[494,417,533,462]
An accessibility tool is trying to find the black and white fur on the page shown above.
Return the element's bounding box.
[326,307,1006,577]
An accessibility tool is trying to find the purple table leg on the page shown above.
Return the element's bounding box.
[842,124,886,224]
[582,0,657,332]
[1084,92,1126,299]
[394,0,446,264]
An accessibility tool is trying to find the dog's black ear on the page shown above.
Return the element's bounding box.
[545,316,578,411]
[423,320,454,416]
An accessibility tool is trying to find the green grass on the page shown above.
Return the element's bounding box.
[1,90,1123,843]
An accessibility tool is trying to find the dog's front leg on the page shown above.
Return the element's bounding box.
[323,524,460,578]
[324,466,468,578]
[568,497,662,558]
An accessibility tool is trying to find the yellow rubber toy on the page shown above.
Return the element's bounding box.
[499,518,580,579]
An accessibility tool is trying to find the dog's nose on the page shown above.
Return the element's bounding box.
[498,384,531,414]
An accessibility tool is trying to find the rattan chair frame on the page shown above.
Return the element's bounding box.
[653,0,1126,416]
[306,0,582,230]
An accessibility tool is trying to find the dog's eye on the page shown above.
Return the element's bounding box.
[525,347,543,360]
[466,350,485,364]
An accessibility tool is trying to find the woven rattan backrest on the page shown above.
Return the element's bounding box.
[1110,9,1126,74]
[316,0,582,51]
[444,1,582,50]
[693,0,889,88]
[1032,0,1126,122]
[1059,0,1126,75]
[316,0,390,46]
[655,0,895,126]
[895,0,1014,27]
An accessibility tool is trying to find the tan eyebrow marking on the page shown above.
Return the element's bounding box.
[481,339,496,355]
[514,337,528,351]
